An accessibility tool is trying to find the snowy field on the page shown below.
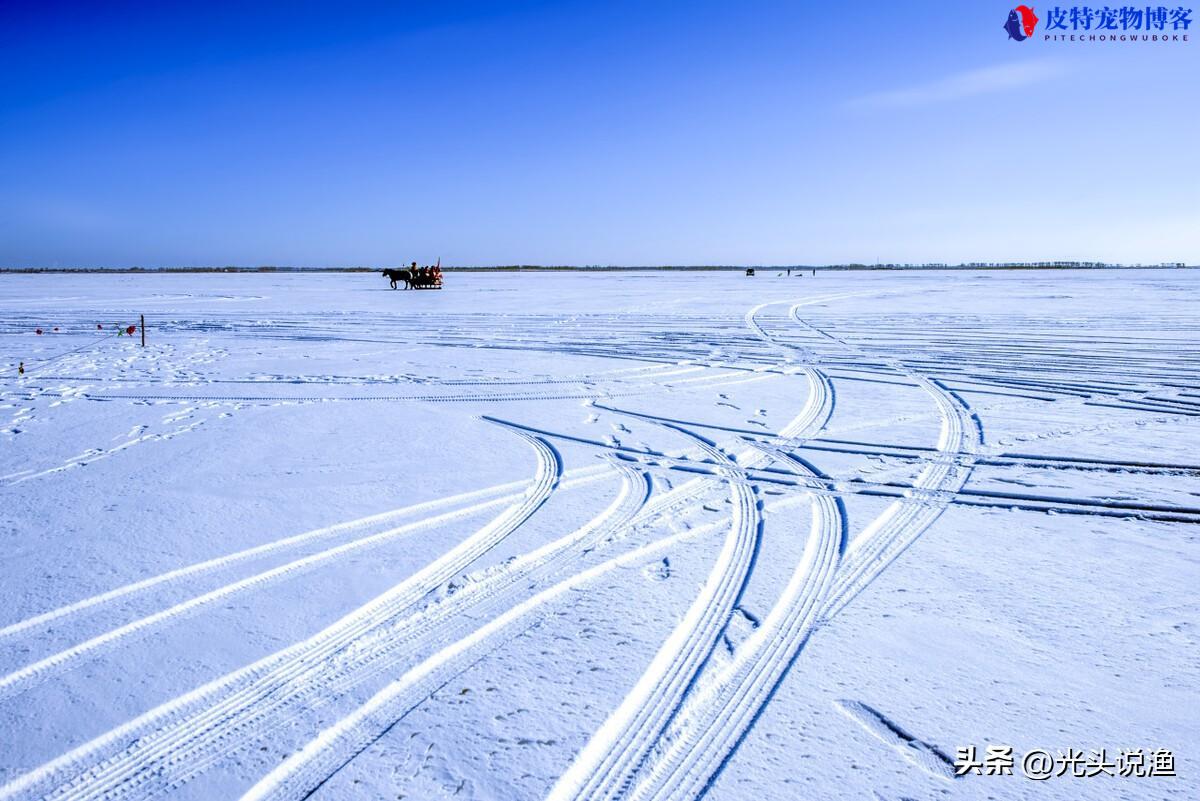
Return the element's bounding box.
[0,269,1197,801]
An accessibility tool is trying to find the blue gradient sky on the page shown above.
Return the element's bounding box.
[2,1,1196,267]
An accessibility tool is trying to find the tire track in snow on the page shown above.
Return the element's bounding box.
[236,462,687,801]
[119,459,647,799]
[241,517,755,801]
[74,390,648,404]
[545,422,760,801]
[613,300,971,800]
[547,307,840,801]
[0,466,608,646]
[808,324,981,619]
[0,453,594,703]
[627,448,844,801]
[797,437,1200,476]
[609,302,844,801]
[309,459,649,701]
[250,498,820,801]
[821,377,976,617]
[0,424,562,801]
[553,442,1200,524]
[12,432,736,800]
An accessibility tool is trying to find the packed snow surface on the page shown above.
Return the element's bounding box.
[1,269,1196,801]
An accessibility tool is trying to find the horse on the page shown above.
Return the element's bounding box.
[381,268,412,290]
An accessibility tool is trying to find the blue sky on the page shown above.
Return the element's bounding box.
[1,0,1196,266]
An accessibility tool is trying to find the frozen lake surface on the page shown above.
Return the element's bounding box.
[1,269,1197,800]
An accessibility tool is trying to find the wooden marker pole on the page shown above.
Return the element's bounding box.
[140,314,145,347]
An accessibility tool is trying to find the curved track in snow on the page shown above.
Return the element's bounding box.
[3,426,562,801]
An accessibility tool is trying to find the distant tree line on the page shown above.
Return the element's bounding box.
[0,262,1192,274]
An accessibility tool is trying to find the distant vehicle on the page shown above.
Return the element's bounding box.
[745,268,755,276]
[382,264,443,290]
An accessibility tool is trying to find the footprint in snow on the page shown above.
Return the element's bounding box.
[643,558,671,581]
[722,607,760,652]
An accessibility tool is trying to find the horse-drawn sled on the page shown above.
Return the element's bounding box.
[383,262,443,290]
